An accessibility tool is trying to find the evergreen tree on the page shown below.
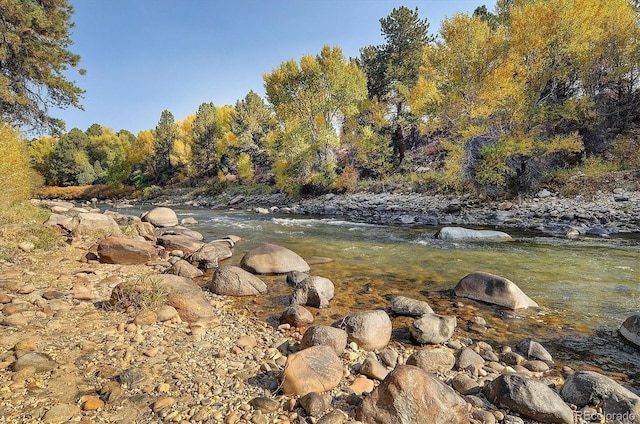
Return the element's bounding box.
[0,0,84,134]
[152,110,177,184]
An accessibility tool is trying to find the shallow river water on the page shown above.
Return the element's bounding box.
[122,205,640,384]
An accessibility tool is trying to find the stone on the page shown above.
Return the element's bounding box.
[435,226,512,241]
[181,217,199,225]
[111,274,215,323]
[290,276,335,308]
[97,237,158,264]
[356,365,470,424]
[282,345,343,396]
[359,355,389,381]
[82,396,105,411]
[454,271,539,309]
[299,392,330,417]
[619,314,640,348]
[350,377,375,395]
[299,325,348,356]
[249,397,279,413]
[391,295,434,316]
[451,373,481,395]
[280,304,314,328]
[240,243,310,274]
[484,373,574,424]
[410,314,456,344]
[71,212,122,236]
[286,270,309,286]
[157,225,204,241]
[13,351,57,372]
[157,234,203,254]
[517,338,553,362]
[189,241,233,269]
[42,404,81,423]
[561,371,640,423]
[335,310,392,351]
[207,265,268,296]
[456,347,486,372]
[156,304,178,321]
[166,258,204,278]
[406,347,456,374]
[141,207,179,227]
[126,221,157,242]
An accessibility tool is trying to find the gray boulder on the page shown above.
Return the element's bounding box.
[391,295,434,316]
[356,365,470,423]
[620,314,640,348]
[454,271,539,309]
[240,243,310,274]
[207,265,267,296]
[335,310,392,351]
[141,207,178,227]
[561,371,640,424]
[156,225,204,241]
[97,237,158,264]
[290,276,334,308]
[484,374,574,424]
[189,241,233,270]
[435,226,512,241]
[410,314,456,344]
[299,325,348,356]
[166,259,204,279]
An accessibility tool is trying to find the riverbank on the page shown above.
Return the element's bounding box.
[0,199,639,423]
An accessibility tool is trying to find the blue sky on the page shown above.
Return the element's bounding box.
[55,0,496,135]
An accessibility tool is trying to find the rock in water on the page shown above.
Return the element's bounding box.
[391,295,434,316]
[281,345,343,396]
[454,271,539,309]
[356,365,470,424]
[141,207,178,227]
[409,314,456,344]
[619,314,640,348]
[290,276,334,308]
[435,226,512,241]
[240,243,310,274]
[484,374,574,424]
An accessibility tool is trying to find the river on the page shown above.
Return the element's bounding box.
[120,204,640,384]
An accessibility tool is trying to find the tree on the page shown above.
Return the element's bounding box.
[231,90,276,181]
[0,0,84,134]
[151,110,177,184]
[47,127,89,185]
[264,45,367,195]
[191,103,223,178]
[359,6,433,164]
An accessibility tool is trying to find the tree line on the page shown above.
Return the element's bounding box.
[3,0,640,201]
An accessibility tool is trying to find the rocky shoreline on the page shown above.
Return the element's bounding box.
[0,197,638,423]
[169,187,640,238]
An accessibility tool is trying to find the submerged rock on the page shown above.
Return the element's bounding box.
[240,243,310,274]
[454,271,539,309]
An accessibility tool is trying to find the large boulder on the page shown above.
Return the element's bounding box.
[166,259,204,279]
[43,213,74,232]
[156,234,203,254]
[454,271,539,309]
[409,314,456,344]
[207,265,267,296]
[189,241,233,270]
[110,274,215,323]
[290,276,334,308]
[356,365,470,424]
[484,373,574,424]
[71,213,122,236]
[281,345,343,396]
[391,295,434,317]
[334,310,392,351]
[97,237,158,264]
[299,325,348,356]
[125,221,157,242]
[561,371,640,424]
[620,314,640,348]
[240,243,310,274]
[435,226,512,241]
[141,207,178,227]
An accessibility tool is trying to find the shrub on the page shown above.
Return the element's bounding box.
[109,275,169,312]
[335,164,359,193]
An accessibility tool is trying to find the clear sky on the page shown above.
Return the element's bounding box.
[54,0,496,135]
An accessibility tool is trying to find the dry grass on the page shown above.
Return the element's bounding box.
[34,184,136,200]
